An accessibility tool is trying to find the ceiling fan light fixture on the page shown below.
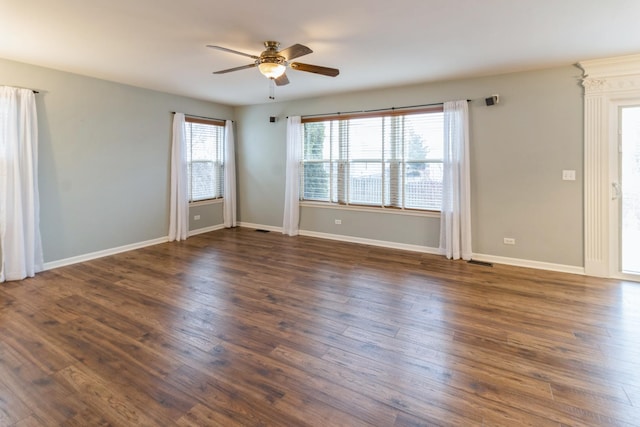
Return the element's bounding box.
[258,58,286,79]
[209,41,339,84]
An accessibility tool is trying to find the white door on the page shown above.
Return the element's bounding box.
[614,105,640,280]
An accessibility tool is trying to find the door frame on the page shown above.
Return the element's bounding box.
[609,102,640,280]
[579,54,640,279]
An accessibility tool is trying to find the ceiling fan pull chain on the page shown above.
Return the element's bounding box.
[269,78,276,100]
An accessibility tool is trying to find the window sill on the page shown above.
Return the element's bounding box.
[189,198,223,207]
[299,201,440,218]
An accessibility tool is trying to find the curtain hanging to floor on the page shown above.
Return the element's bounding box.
[0,86,43,282]
[169,112,189,241]
[283,116,302,236]
[223,120,236,228]
[439,100,472,260]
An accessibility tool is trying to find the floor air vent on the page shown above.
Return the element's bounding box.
[467,259,493,267]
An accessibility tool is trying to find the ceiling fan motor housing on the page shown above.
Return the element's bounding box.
[257,55,286,67]
[259,41,286,66]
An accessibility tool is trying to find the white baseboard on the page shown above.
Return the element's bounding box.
[471,253,585,275]
[43,236,169,271]
[281,226,585,275]
[189,224,225,236]
[298,229,442,255]
[237,222,283,233]
[43,224,227,271]
[42,222,586,277]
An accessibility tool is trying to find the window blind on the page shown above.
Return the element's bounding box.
[184,117,224,202]
[302,107,444,211]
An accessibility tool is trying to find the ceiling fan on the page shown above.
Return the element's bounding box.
[207,41,340,86]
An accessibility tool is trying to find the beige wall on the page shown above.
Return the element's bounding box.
[235,66,584,267]
[1,57,233,263]
[1,56,584,269]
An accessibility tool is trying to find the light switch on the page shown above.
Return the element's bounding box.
[562,170,576,181]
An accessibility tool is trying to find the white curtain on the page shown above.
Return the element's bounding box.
[0,86,43,282]
[283,116,302,236]
[223,120,236,228]
[168,113,189,241]
[439,100,472,260]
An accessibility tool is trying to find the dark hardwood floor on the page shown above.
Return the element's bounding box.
[1,227,639,426]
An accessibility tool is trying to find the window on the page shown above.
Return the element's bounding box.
[184,117,224,202]
[301,107,444,211]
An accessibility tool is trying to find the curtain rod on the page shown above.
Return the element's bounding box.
[298,99,472,119]
[1,85,39,94]
[171,111,231,122]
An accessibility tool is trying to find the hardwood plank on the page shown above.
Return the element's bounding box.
[45,315,196,422]
[270,344,484,426]
[211,338,398,426]
[54,363,163,426]
[10,416,46,427]
[0,342,81,424]
[0,317,76,375]
[273,390,379,427]
[166,364,302,426]
[1,227,639,425]
[62,408,111,427]
[176,403,251,427]
[0,378,32,426]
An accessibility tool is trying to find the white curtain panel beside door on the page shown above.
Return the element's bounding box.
[0,86,44,282]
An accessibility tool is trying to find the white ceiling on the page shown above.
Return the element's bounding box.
[2,0,640,106]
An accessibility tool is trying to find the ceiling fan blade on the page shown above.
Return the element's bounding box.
[206,45,259,60]
[278,44,313,61]
[213,63,257,74]
[274,73,290,86]
[290,62,339,77]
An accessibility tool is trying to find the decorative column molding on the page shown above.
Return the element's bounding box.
[579,53,640,96]
[581,78,607,93]
[581,93,609,277]
[577,54,640,277]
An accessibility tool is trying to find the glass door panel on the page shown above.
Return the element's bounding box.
[621,106,640,275]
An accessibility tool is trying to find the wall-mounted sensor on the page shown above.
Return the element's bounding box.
[485,94,499,106]
[269,116,277,123]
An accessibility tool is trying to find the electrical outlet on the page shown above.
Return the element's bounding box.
[194,215,201,220]
[503,237,515,245]
[562,170,576,181]
[334,219,342,225]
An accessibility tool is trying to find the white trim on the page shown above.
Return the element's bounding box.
[297,229,584,274]
[471,253,585,276]
[611,271,640,282]
[577,53,640,80]
[238,223,585,274]
[237,222,283,233]
[41,223,587,277]
[43,224,226,271]
[189,224,225,236]
[300,201,440,218]
[189,198,223,208]
[579,54,640,277]
[298,229,442,255]
[43,236,169,271]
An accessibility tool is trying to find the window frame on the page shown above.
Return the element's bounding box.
[300,106,444,213]
[184,116,225,204]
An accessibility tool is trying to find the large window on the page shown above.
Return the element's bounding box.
[185,117,224,202]
[302,107,444,211]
